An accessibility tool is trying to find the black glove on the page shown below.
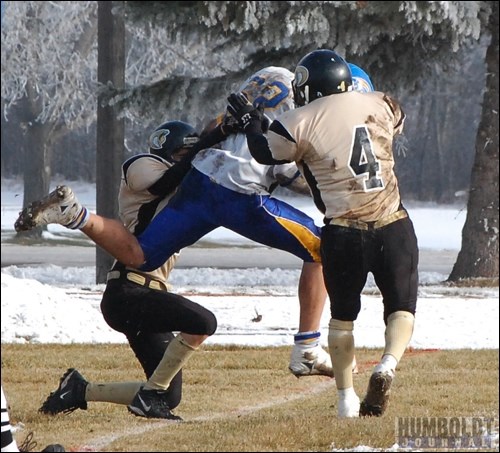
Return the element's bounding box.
[220,114,243,136]
[227,92,264,131]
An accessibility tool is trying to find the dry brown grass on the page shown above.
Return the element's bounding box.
[1,344,498,452]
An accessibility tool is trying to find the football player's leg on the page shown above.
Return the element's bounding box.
[49,307,142,410]
[93,288,178,411]
[127,331,183,409]
[377,217,418,367]
[289,261,334,377]
[361,219,418,416]
[119,289,216,419]
[321,224,366,417]
[128,339,215,420]
[1,384,19,452]
[298,262,328,333]
[14,185,145,268]
[139,292,217,392]
[101,281,215,413]
[328,319,359,417]
[222,194,334,377]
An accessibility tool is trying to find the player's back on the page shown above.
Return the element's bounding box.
[270,91,404,221]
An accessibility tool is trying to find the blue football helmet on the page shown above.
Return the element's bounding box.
[349,63,375,93]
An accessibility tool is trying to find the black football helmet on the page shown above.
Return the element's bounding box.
[148,121,199,163]
[292,49,353,106]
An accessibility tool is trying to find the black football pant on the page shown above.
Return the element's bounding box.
[321,216,418,324]
[100,278,217,409]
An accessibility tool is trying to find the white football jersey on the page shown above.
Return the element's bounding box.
[192,66,299,195]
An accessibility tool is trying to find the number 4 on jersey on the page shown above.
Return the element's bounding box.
[348,125,384,191]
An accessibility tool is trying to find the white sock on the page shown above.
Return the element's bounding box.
[66,206,89,230]
[374,354,398,376]
[338,387,358,399]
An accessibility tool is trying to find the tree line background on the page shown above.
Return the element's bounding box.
[1,38,486,203]
[0,1,488,203]
[1,1,498,281]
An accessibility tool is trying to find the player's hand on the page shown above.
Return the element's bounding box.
[226,92,264,131]
[220,114,242,136]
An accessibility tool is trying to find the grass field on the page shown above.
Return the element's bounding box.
[1,344,498,452]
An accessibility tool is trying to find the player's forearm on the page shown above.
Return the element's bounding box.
[148,124,229,197]
[246,131,290,165]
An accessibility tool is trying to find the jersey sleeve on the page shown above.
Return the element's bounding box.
[267,117,300,162]
[272,162,300,182]
[383,94,406,135]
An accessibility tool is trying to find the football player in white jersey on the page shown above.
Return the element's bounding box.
[191,67,335,377]
[15,67,336,380]
[227,49,418,419]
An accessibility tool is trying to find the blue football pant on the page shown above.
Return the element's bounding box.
[137,168,322,272]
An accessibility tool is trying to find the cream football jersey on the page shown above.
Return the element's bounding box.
[267,91,405,221]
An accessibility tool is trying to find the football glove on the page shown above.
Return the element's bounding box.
[220,113,242,136]
[226,92,265,131]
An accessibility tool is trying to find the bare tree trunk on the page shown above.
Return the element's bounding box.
[96,1,125,283]
[448,2,499,282]
[16,80,51,241]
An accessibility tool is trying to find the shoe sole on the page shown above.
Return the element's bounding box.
[15,186,72,231]
[289,368,335,379]
[127,405,183,421]
[359,372,393,417]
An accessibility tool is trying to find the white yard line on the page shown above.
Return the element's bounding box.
[81,378,336,451]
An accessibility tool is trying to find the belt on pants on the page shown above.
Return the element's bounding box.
[327,210,408,231]
[106,270,168,291]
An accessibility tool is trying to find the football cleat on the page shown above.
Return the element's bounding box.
[289,344,334,378]
[39,368,88,415]
[14,185,87,231]
[338,392,360,418]
[359,371,394,417]
[128,388,183,420]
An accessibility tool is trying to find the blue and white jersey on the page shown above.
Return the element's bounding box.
[192,66,299,195]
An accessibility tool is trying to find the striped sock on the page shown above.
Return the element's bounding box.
[65,206,89,230]
[294,331,320,348]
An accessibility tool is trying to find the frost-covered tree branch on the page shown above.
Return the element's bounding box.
[1,1,488,129]
[1,1,97,127]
